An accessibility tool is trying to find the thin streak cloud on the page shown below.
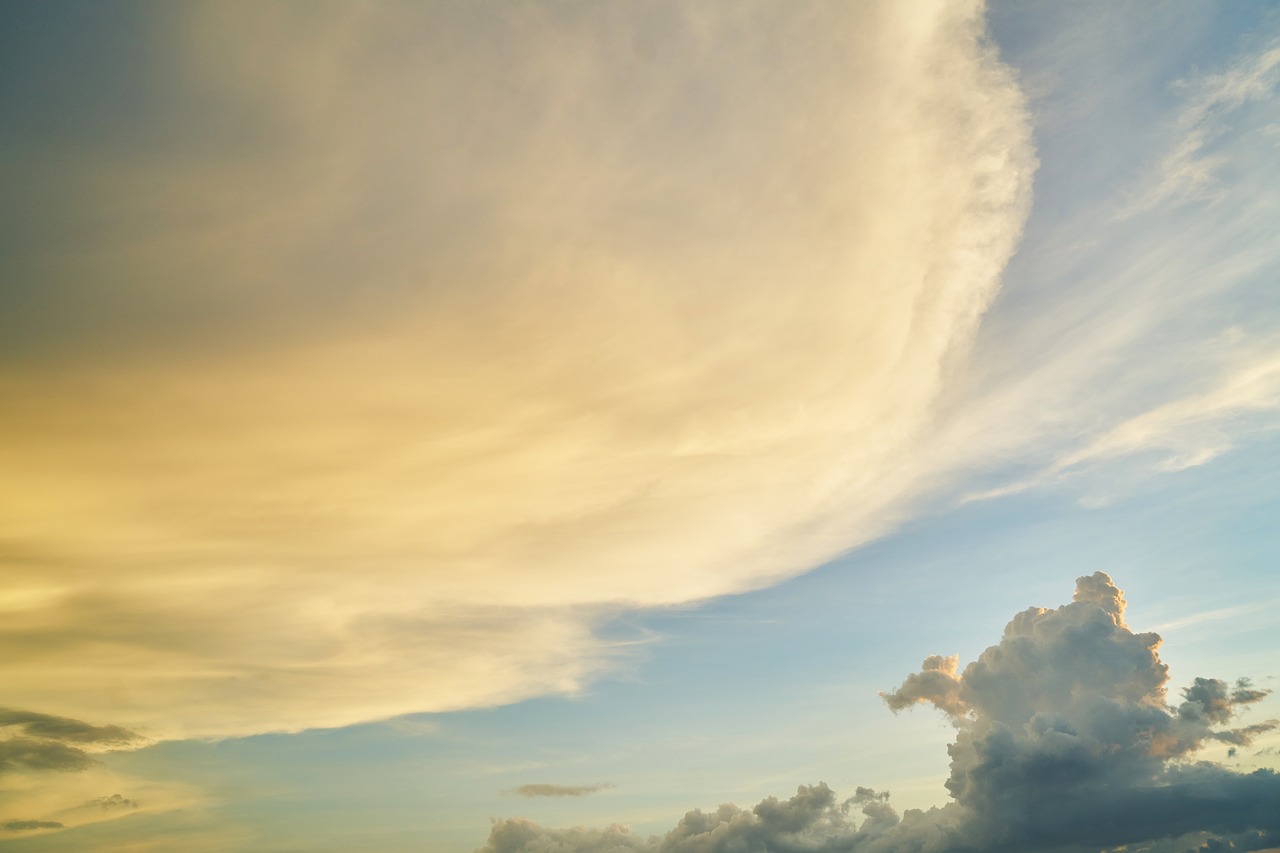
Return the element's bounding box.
[507,783,615,798]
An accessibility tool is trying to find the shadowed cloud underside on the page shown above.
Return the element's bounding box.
[482,575,1280,853]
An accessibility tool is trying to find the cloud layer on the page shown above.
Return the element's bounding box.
[0,0,1033,736]
[482,575,1280,853]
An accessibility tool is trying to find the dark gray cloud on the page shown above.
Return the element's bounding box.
[507,783,614,798]
[0,736,95,774]
[0,708,140,745]
[480,574,1280,853]
[0,708,142,775]
[2,820,65,831]
[82,793,140,810]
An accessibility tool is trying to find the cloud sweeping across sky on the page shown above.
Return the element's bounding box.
[481,575,1280,853]
[0,0,1035,737]
[3,1,1280,849]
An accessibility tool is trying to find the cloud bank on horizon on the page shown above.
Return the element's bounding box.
[482,574,1280,853]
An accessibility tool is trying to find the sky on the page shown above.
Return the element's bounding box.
[1,1,1279,851]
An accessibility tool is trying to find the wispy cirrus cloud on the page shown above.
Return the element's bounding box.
[1124,40,1280,216]
[945,25,1280,509]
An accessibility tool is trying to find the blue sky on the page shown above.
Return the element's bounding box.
[2,2,1279,851]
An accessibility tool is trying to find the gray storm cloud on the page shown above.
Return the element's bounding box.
[480,574,1280,853]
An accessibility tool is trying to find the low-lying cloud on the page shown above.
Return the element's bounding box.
[481,574,1280,853]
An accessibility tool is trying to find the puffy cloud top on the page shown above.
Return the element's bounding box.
[483,574,1280,853]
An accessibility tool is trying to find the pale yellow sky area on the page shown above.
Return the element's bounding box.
[0,1,1035,737]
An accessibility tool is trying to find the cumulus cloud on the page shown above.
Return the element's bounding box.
[481,575,1280,853]
[0,0,1033,737]
[508,784,614,798]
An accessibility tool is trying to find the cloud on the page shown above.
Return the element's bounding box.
[0,759,205,844]
[481,575,1280,853]
[1124,40,1280,216]
[81,794,140,811]
[0,710,157,839]
[959,344,1280,504]
[0,709,142,776]
[0,0,1034,737]
[2,820,64,832]
[507,784,614,798]
[0,709,140,746]
[1046,347,1280,478]
[947,21,1280,510]
[0,738,96,775]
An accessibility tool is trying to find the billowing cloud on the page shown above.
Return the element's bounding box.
[0,0,1034,737]
[481,575,1280,853]
[508,784,614,798]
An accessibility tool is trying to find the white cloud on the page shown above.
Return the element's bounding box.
[1125,41,1280,216]
[942,25,1280,509]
